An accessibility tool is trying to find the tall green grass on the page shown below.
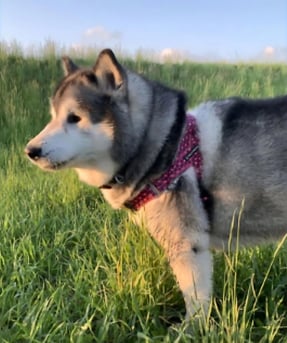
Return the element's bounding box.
[1,50,287,342]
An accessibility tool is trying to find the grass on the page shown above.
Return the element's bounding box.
[1,49,287,342]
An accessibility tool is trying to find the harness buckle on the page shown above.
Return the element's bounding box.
[148,182,160,196]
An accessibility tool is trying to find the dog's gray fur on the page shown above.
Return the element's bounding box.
[25,49,287,319]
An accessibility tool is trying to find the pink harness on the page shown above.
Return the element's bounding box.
[126,115,203,210]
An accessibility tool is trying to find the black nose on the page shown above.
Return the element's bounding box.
[25,146,42,160]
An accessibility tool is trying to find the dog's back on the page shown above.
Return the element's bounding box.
[196,96,287,247]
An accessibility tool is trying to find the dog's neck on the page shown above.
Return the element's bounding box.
[100,113,203,210]
[125,115,203,210]
[99,89,187,209]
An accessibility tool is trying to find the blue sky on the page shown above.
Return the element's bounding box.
[0,0,286,61]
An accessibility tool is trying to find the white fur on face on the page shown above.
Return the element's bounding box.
[26,101,118,187]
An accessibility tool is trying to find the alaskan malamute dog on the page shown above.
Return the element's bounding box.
[25,49,287,319]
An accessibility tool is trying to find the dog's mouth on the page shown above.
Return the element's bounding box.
[45,160,69,170]
[41,157,77,171]
[27,154,74,171]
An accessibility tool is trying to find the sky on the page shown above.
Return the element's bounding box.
[0,0,286,62]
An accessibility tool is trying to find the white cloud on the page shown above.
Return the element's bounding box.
[160,48,174,58]
[264,46,275,56]
[84,26,122,42]
[255,46,287,62]
[159,48,188,63]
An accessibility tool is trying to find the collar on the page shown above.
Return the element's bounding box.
[125,115,203,210]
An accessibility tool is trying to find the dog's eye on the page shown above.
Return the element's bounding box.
[67,113,81,124]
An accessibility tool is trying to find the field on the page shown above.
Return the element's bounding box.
[1,50,287,342]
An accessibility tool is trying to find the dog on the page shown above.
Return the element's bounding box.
[25,49,287,320]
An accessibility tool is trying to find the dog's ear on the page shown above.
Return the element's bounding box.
[62,56,79,76]
[93,49,125,92]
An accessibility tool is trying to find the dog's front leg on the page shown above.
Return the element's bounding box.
[168,233,212,319]
[142,177,212,319]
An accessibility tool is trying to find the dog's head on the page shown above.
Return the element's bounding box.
[25,49,129,186]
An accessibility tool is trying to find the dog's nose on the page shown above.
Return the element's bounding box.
[25,146,42,160]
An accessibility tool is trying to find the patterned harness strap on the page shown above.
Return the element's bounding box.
[126,115,203,210]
